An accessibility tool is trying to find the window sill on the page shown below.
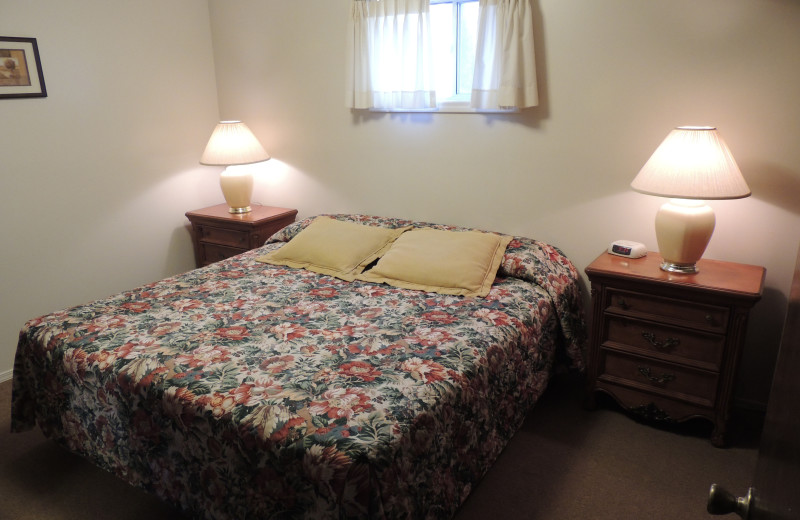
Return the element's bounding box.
[438,102,520,114]
[367,103,519,114]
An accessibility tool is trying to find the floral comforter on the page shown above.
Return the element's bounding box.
[11,215,585,519]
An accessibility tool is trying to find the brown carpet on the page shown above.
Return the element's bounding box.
[0,376,759,519]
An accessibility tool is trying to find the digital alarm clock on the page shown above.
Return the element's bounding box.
[608,240,647,258]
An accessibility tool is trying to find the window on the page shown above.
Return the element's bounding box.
[347,0,538,113]
[430,0,479,105]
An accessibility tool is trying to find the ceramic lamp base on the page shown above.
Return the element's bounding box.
[654,199,715,274]
[220,166,254,214]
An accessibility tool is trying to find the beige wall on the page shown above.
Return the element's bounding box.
[208,0,800,408]
[2,0,798,409]
[0,1,222,377]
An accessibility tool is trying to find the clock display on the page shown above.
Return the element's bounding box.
[612,244,632,255]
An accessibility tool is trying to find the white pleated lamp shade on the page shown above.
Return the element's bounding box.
[200,121,270,166]
[631,126,750,200]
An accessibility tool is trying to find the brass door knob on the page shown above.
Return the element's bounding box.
[707,484,754,518]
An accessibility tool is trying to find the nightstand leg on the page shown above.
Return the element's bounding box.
[711,423,727,448]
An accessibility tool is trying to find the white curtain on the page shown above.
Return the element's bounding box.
[346,0,436,110]
[471,0,538,110]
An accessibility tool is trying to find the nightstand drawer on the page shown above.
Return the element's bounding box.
[200,243,245,264]
[605,317,725,367]
[600,350,718,405]
[607,288,728,332]
[195,224,249,248]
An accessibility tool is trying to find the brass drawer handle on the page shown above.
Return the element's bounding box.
[642,331,680,351]
[637,366,675,385]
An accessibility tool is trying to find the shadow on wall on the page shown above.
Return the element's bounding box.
[527,0,549,127]
[163,224,198,276]
[736,286,787,410]
[743,161,800,216]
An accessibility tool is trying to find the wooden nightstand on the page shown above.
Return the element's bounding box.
[584,252,765,447]
[186,204,297,267]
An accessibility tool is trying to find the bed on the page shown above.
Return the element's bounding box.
[11,214,585,519]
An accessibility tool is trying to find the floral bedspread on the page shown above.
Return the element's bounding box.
[12,215,585,519]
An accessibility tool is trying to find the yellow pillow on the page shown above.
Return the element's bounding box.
[355,228,513,297]
[256,217,411,280]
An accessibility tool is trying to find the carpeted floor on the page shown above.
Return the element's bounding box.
[0,376,760,519]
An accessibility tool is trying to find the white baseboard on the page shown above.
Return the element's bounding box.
[0,369,12,384]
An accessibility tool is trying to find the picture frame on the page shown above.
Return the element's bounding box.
[0,36,47,99]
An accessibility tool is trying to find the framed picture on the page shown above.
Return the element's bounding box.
[0,36,47,99]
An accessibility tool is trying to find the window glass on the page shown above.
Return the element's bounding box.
[456,1,479,96]
[430,3,455,100]
[430,0,479,103]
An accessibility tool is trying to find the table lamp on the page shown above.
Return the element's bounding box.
[200,121,270,214]
[631,126,751,274]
